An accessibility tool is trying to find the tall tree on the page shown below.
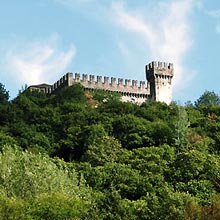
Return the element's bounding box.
[0,83,9,104]
[195,91,220,107]
[173,106,190,152]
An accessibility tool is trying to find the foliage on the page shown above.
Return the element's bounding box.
[90,89,121,103]
[83,136,123,166]
[0,83,9,104]
[0,83,220,218]
[173,106,190,152]
[0,145,90,198]
[195,90,220,107]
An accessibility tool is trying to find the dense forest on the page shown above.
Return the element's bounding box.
[0,82,220,219]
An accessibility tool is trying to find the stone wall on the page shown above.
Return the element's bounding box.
[72,73,150,94]
[146,61,174,104]
[28,61,174,104]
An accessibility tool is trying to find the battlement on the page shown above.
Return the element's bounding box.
[146,61,174,82]
[146,61,174,71]
[28,61,174,104]
[47,73,72,94]
[71,73,149,94]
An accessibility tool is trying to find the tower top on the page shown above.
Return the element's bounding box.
[146,61,174,77]
[146,61,174,70]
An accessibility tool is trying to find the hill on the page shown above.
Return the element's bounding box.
[0,83,220,219]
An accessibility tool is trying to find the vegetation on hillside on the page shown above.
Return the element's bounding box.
[1,82,220,219]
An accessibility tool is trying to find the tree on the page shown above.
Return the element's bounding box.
[0,83,9,104]
[83,136,123,166]
[173,106,190,152]
[195,91,220,107]
[49,83,86,105]
[113,114,154,149]
[0,145,89,198]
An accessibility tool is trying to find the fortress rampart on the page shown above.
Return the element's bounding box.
[29,61,174,104]
[72,73,150,94]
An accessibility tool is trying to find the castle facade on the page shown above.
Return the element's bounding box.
[29,61,174,104]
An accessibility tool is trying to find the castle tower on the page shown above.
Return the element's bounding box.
[146,61,174,104]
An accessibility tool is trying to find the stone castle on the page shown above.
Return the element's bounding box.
[29,61,174,104]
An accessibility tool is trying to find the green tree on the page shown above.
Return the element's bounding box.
[195,90,220,107]
[83,136,123,166]
[49,83,86,105]
[0,83,9,104]
[170,150,220,204]
[0,145,90,198]
[0,131,17,148]
[173,106,190,152]
[113,114,154,149]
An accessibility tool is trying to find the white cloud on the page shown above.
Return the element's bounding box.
[111,0,198,91]
[56,0,199,92]
[5,34,76,87]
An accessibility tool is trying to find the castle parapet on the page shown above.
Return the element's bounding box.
[125,79,131,87]
[132,80,137,88]
[140,81,146,89]
[118,78,123,89]
[75,73,80,82]
[50,72,73,93]
[70,73,150,95]
[28,61,173,105]
[111,77,116,87]
[97,76,102,85]
[90,75,95,83]
[82,74,88,82]
[146,61,173,71]
[104,76,109,85]
[146,61,174,82]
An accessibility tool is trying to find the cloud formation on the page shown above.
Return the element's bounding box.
[5,34,75,87]
[56,0,199,92]
[111,0,198,90]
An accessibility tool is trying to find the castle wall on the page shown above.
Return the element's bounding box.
[72,73,150,93]
[69,73,151,104]
[28,61,174,105]
[121,93,151,104]
[49,73,73,94]
[154,77,172,104]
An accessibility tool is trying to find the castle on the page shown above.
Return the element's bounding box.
[29,61,174,104]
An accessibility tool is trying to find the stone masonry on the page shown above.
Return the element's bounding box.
[29,61,174,104]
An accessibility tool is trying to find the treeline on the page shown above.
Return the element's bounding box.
[0,83,220,219]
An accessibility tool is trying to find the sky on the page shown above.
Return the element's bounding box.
[0,0,220,103]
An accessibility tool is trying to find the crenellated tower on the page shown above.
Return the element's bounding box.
[146,61,174,104]
[29,61,174,105]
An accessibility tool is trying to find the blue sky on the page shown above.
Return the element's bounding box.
[0,0,220,103]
